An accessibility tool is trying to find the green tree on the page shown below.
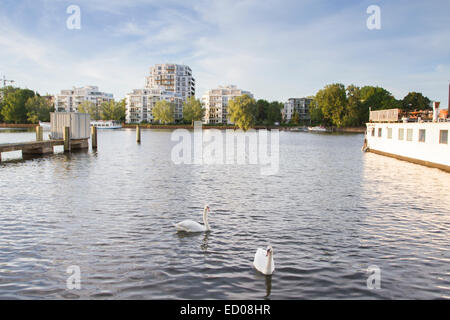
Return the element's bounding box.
[25,96,54,123]
[153,100,175,124]
[101,100,126,121]
[309,98,324,125]
[314,83,347,127]
[1,88,35,123]
[255,99,269,124]
[78,101,100,120]
[183,97,204,125]
[290,110,300,125]
[402,92,431,111]
[265,101,283,125]
[227,94,257,131]
[343,84,362,127]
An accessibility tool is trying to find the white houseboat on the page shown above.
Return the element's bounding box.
[91,120,122,129]
[364,105,450,172]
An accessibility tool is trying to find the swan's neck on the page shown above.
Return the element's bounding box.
[203,209,210,231]
[265,252,273,274]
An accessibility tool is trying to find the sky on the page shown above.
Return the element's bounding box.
[0,0,449,105]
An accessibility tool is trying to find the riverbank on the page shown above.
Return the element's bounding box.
[334,127,366,133]
[0,123,38,128]
[0,122,366,133]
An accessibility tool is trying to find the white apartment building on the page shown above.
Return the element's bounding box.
[145,64,195,101]
[202,85,253,124]
[125,88,184,123]
[283,98,312,122]
[126,63,195,123]
[54,86,113,112]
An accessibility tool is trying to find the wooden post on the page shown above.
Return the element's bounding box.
[64,126,70,152]
[36,126,43,142]
[91,126,98,149]
[136,125,141,143]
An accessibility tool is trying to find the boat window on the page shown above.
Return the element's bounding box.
[440,130,448,144]
[371,128,375,136]
[387,128,392,139]
[378,128,382,137]
[398,128,404,140]
[406,129,413,141]
[418,129,426,142]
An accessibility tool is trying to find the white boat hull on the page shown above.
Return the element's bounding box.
[365,122,450,172]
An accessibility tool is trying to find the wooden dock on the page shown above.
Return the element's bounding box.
[0,123,94,162]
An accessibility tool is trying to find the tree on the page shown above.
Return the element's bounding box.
[1,88,35,123]
[290,110,300,125]
[101,100,126,121]
[402,92,431,111]
[0,86,18,122]
[227,94,257,131]
[314,83,347,127]
[183,97,204,125]
[343,84,363,127]
[309,98,324,125]
[255,99,269,124]
[153,100,175,124]
[25,96,54,123]
[78,101,100,120]
[264,101,282,125]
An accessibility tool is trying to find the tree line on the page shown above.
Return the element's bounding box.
[309,84,431,128]
[77,99,126,121]
[0,86,126,124]
[148,96,283,131]
[0,86,54,124]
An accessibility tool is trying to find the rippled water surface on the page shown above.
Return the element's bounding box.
[0,128,449,299]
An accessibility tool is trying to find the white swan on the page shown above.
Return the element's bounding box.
[174,205,211,232]
[253,245,275,275]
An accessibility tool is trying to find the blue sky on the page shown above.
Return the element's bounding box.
[0,0,449,104]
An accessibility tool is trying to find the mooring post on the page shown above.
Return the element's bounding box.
[64,126,71,152]
[91,126,98,149]
[36,126,43,142]
[136,125,141,143]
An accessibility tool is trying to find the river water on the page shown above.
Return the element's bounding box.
[0,128,449,299]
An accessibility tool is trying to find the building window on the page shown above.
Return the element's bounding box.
[406,128,413,141]
[371,128,375,136]
[418,129,426,142]
[398,128,404,140]
[378,128,382,137]
[387,128,392,139]
[440,130,448,144]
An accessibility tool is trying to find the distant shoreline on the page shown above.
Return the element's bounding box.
[0,123,38,128]
[0,123,366,133]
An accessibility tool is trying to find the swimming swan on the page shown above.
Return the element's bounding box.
[253,245,275,275]
[174,205,211,232]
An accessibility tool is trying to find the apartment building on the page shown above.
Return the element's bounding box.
[125,88,184,123]
[202,85,253,124]
[54,86,113,112]
[126,63,195,123]
[145,64,195,101]
[283,98,312,122]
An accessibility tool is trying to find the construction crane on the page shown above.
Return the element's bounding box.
[1,75,15,87]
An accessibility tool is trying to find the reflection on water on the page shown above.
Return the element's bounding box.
[265,275,272,298]
[0,129,449,299]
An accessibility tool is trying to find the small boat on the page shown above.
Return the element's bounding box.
[290,127,308,132]
[91,120,122,129]
[308,126,328,132]
[39,121,51,130]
